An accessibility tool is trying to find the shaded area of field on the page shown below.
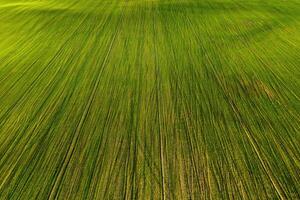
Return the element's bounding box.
[0,0,299,199]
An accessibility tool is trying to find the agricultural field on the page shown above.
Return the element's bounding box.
[0,0,299,199]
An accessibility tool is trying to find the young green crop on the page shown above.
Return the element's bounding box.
[0,0,299,199]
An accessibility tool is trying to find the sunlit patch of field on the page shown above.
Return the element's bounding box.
[0,0,299,199]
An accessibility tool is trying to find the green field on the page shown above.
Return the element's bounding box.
[0,0,299,199]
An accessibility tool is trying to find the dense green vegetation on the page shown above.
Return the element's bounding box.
[0,0,299,199]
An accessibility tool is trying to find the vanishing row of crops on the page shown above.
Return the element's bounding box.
[0,0,299,199]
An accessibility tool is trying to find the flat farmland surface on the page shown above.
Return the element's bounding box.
[0,0,299,199]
